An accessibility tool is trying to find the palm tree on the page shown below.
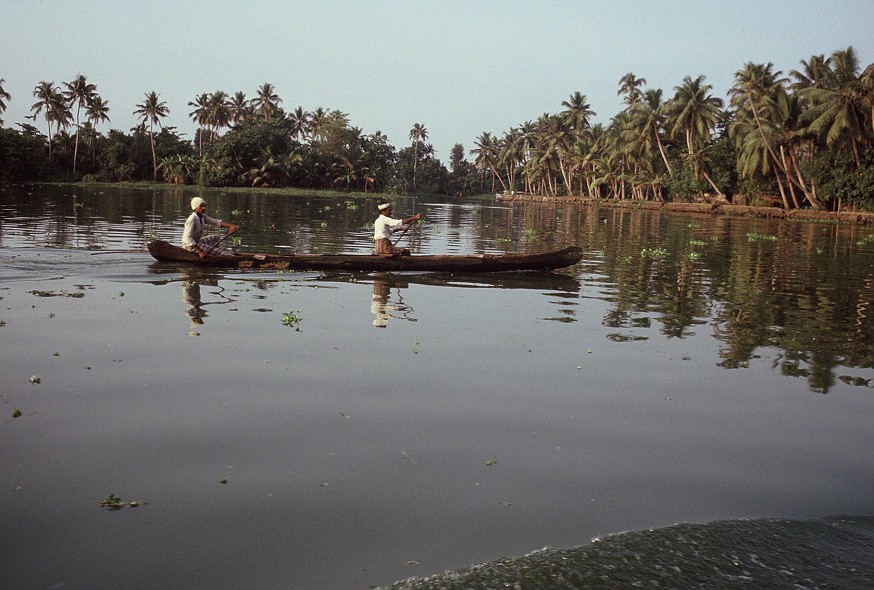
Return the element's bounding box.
[134,91,170,181]
[31,81,63,156]
[228,92,250,128]
[252,82,281,121]
[288,106,311,140]
[800,47,869,166]
[409,123,428,190]
[0,79,11,126]
[188,93,211,157]
[63,74,97,172]
[206,90,231,141]
[630,88,672,176]
[310,107,328,140]
[664,75,725,200]
[561,91,595,134]
[85,93,109,164]
[730,61,825,208]
[618,73,647,106]
[790,54,832,91]
[862,63,874,137]
[471,131,507,193]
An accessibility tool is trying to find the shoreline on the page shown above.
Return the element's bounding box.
[31,182,874,226]
[496,193,874,225]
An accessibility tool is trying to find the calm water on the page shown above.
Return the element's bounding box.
[1,184,873,589]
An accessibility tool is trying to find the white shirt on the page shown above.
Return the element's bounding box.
[373,214,405,241]
[182,212,223,249]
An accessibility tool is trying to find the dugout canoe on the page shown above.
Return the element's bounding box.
[147,240,583,272]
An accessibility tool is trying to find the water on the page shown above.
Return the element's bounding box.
[1,184,873,589]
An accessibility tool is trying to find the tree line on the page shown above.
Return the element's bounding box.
[1,45,872,209]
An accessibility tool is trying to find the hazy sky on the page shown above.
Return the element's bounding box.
[2,0,872,161]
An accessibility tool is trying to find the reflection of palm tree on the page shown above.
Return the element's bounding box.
[134,91,169,181]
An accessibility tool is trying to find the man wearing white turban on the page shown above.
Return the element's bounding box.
[373,202,421,256]
[182,197,239,257]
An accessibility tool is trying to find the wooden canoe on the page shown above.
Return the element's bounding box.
[147,240,583,272]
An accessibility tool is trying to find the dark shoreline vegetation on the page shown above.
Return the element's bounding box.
[1,45,873,211]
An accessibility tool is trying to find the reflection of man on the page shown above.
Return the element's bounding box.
[370,275,415,328]
[371,279,391,328]
[182,280,206,336]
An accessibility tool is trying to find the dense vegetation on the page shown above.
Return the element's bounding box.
[1,46,872,209]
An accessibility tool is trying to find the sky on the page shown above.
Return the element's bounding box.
[2,0,873,162]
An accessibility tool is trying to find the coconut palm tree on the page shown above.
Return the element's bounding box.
[287,106,311,141]
[618,73,647,106]
[188,93,211,157]
[0,79,11,126]
[561,91,595,134]
[134,91,169,181]
[31,81,63,156]
[309,107,328,141]
[228,92,251,128]
[790,54,833,91]
[730,61,825,208]
[861,63,874,137]
[206,90,231,141]
[800,46,869,166]
[630,88,672,176]
[63,74,97,172]
[252,82,281,121]
[84,94,110,166]
[409,122,428,190]
[664,75,726,200]
[471,131,506,193]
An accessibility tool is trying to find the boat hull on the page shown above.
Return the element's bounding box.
[146,240,582,272]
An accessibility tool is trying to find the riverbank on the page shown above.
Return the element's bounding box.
[496,193,874,225]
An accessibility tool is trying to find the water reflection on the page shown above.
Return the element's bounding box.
[178,269,236,336]
[370,274,416,328]
[3,185,873,392]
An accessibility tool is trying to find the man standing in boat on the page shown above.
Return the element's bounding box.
[373,203,421,256]
[182,197,239,258]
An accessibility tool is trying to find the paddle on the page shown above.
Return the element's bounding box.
[392,217,422,247]
[201,227,237,258]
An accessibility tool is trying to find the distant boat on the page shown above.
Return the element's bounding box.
[147,240,583,273]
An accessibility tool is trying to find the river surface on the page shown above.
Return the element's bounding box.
[1,184,873,589]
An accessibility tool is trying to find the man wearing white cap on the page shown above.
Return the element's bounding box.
[373,202,421,256]
[182,197,239,257]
